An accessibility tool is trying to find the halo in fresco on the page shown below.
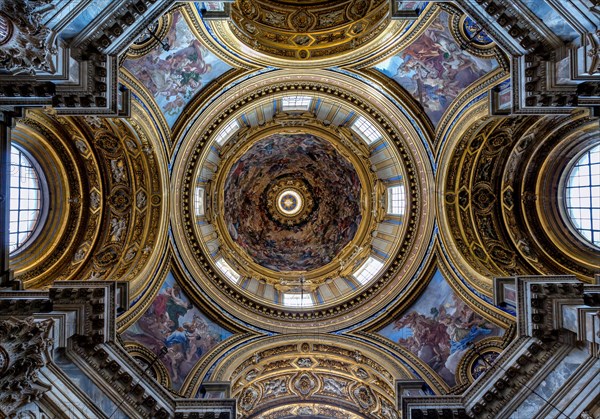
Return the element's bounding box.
[223,133,362,272]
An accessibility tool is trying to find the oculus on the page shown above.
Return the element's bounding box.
[267,178,315,226]
[278,191,301,215]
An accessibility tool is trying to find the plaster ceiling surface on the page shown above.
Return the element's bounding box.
[223,132,362,272]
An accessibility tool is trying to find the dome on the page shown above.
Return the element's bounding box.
[171,69,434,331]
[3,2,600,418]
[223,132,362,272]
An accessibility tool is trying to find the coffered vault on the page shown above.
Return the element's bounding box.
[0,1,599,418]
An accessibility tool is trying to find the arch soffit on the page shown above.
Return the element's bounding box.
[437,109,600,290]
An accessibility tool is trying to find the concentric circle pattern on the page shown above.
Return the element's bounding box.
[267,177,315,225]
[278,190,301,215]
[223,133,361,272]
[175,72,426,325]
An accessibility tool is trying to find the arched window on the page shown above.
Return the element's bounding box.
[564,143,600,248]
[0,13,13,46]
[9,145,44,253]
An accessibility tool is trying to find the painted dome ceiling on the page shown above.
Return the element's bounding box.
[15,0,525,354]
[223,132,362,272]
[172,69,432,330]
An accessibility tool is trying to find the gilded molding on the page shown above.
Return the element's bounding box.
[170,69,435,332]
[209,334,409,417]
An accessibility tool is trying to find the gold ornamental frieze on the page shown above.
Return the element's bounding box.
[209,335,408,418]
[170,69,435,331]
[230,0,390,62]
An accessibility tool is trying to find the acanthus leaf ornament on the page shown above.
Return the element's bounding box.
[0,0,56,74]
[0,318,53,416]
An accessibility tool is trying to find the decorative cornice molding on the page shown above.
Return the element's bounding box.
[170,69,435,332]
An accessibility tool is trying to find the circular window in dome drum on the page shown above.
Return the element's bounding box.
[564,143,600,248]
[9,145,45,254]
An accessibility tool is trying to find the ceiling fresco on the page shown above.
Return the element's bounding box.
[375,11,497,126]
[3,0,600,416]
[122,271,233,391]
[223,133,362,272]
[396,2,428,13]
[377,269,504,387]
[122,9,232,128]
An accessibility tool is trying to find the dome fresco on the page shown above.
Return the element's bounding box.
[223,132,362,272]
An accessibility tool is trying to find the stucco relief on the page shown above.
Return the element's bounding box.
[0,318,53,416]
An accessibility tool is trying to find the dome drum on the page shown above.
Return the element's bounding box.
[213,125,374,286]
[170,71,434,331]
